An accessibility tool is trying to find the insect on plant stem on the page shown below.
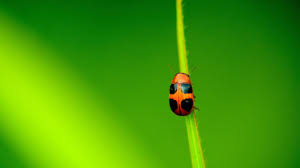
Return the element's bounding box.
[176,0,206,168]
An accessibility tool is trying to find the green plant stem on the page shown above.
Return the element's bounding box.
[176,0,206,168]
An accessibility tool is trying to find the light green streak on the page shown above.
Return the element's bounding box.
[0,13,156,168]
[176,0,206,168]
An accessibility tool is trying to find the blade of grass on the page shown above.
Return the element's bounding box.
[176,0,206,168]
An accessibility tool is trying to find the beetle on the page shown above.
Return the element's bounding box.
[169,73,195,116]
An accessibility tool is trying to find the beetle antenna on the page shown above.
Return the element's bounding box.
[193,106,199,111]
[190,66,198,74]
[168,64,176,73]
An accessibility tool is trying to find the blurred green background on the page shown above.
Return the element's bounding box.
[0,0,299,168]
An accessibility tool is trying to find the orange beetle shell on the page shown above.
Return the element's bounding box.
[169,73,194,116]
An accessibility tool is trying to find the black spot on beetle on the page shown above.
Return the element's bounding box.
[169,99,178,112]
[181,99,193,112]
[181,83,193,94]
[169,84,177,94]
